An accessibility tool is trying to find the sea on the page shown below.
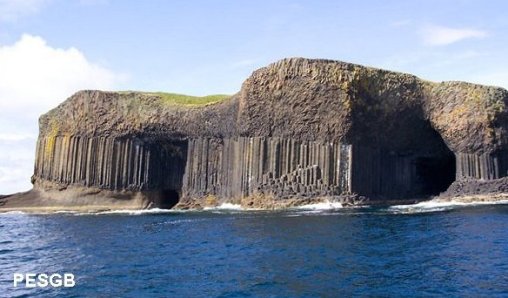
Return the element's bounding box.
[1,201,508,297]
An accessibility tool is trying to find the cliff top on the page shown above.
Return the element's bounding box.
[116,91,230,106]
[39,57,508,154]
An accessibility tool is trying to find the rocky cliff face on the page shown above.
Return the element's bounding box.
[27,58,508,209]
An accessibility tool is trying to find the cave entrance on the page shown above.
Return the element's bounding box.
[159,189,180,209]
[415,152,455,196]
[146,138,188,209]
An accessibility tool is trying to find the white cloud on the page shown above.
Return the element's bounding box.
[0,34,120,112]
[0,34,124,194]
[421,25,488,46]
[0,0,48,21]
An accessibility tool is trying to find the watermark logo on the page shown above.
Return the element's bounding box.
[13,273,75,288]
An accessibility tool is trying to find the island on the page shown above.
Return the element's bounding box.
[2,58,508,212]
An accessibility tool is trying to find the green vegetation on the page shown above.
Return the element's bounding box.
[153,92,230,106]
[119,91,230,106]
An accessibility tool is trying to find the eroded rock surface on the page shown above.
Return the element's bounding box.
[8,58,508,210]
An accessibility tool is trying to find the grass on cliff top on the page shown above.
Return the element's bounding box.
[119,91,230,106]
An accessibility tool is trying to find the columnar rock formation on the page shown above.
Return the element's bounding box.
[24,58,508,209]
[182,138,352,200]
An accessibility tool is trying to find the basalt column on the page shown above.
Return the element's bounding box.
[455,151,508,180]
[182,137,353,201]
[33,134,187,208]
[34,135,152,190]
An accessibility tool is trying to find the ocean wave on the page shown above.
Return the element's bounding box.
[295,200,343,211]
[53,210,79,214]
[0,210,27,216]
[204,203,245,211]
[91,208,177,215]
[388,199,508,214]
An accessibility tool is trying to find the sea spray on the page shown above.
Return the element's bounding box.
[388,199,508,214]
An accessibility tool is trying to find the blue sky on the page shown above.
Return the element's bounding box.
[1,0,507,193]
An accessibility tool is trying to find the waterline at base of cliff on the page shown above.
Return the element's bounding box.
[2,190,508,214]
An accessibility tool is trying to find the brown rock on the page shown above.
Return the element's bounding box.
[7,57,508,210]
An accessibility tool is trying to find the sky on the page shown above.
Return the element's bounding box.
[0,0,507,193]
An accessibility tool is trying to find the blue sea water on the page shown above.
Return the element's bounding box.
[1,203,508,297]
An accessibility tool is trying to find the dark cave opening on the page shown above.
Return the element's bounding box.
[146,138,188,209]
[415,153,456,196]
[159,189,180,209]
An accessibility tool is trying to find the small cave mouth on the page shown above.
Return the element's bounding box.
[415,153,456,196]
[145,138,188,209]
[158,189,180,209]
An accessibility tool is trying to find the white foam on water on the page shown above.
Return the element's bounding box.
[54,210,79,214]
[204,203,244,211]
[0,211,27,216]
[91,208,176,216]
[389,199,508,214]
[295,200,343,211]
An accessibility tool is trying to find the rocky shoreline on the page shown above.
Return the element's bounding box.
[2,187,508,213]
[4,57,508,210]
[0,188,149,213]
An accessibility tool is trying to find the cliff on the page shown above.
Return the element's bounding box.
[5,58,508,211]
